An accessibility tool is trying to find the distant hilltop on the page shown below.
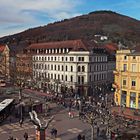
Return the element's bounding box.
[0,10,140,52]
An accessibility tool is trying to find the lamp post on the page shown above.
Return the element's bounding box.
[29,111,54,140]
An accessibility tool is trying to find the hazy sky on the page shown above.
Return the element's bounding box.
[0,0,140,37]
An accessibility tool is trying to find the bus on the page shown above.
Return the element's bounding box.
[0,99,14,123]
[0,80,6,87]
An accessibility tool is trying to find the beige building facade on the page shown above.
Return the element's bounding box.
[113,50,140,109]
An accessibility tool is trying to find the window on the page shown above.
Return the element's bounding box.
[78,76,80,84]
[78,57,84,61]
[130,92,136,108]
[89,75,91,82]
[133,56,136,60]
[90,66,91,72]
[81,76,84,84]
[62,57,64,61]
[132,64,136,72]
[121,91,127,106]
[70,57,74,61]
[71,66,73,72]
[62,75,63,80]
[51,65,53,70]
[70,76,73,82]
[65,57,67,61]
[58,65,60,71]
[123,64,127,71]
[66,66,68,71]
[132,80,136,87]
[62,65,64,71]
[51,74,53,79]
[123,79,126,86]
[65,75,67,81]
[78,66,80,72]
[58,74,60,80]
[54,65,56,70]
[82,66,85,72]
[124,56,127,60]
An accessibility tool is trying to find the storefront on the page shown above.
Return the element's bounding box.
[138,94,140,109]
[121,91,127,107]
[129,92,136,108]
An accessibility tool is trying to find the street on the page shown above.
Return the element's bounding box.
[0,105,91,140]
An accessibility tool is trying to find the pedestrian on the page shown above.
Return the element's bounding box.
[19,119,23,127]
[50,128,54,137]
[97,126,100,136]
[77,134,82,140]
[24,132,28,140]
[54,128,57,138]
[81,135,85,140]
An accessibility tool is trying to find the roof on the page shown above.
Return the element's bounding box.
[102,43,118,54]
[28,39,97,51]
[0,45,5,53]
[0,99,14,112]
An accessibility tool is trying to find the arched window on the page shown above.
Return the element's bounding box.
[66,65,68,71]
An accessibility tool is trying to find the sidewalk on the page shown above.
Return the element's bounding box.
[111,106,140,121]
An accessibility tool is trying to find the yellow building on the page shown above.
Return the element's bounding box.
[113,49,140,109]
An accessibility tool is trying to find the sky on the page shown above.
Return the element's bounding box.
[0,0,140,37]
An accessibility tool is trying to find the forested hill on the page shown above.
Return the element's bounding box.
[0,10,140,51]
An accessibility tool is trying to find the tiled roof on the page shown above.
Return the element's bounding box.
[102,43,118,54]
[0,45,5,53]
[28,39,97,51]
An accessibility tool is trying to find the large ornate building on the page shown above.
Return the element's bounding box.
[113,49,140,109]
[0,45,10,79]
[27,40,115,97]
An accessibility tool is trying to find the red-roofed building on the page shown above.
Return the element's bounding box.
[0,45,10,79]
[24,39,116,97]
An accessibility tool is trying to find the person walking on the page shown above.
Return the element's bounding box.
[77,134,82,140]
[97,126,100,137]
[24,132,28,140]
